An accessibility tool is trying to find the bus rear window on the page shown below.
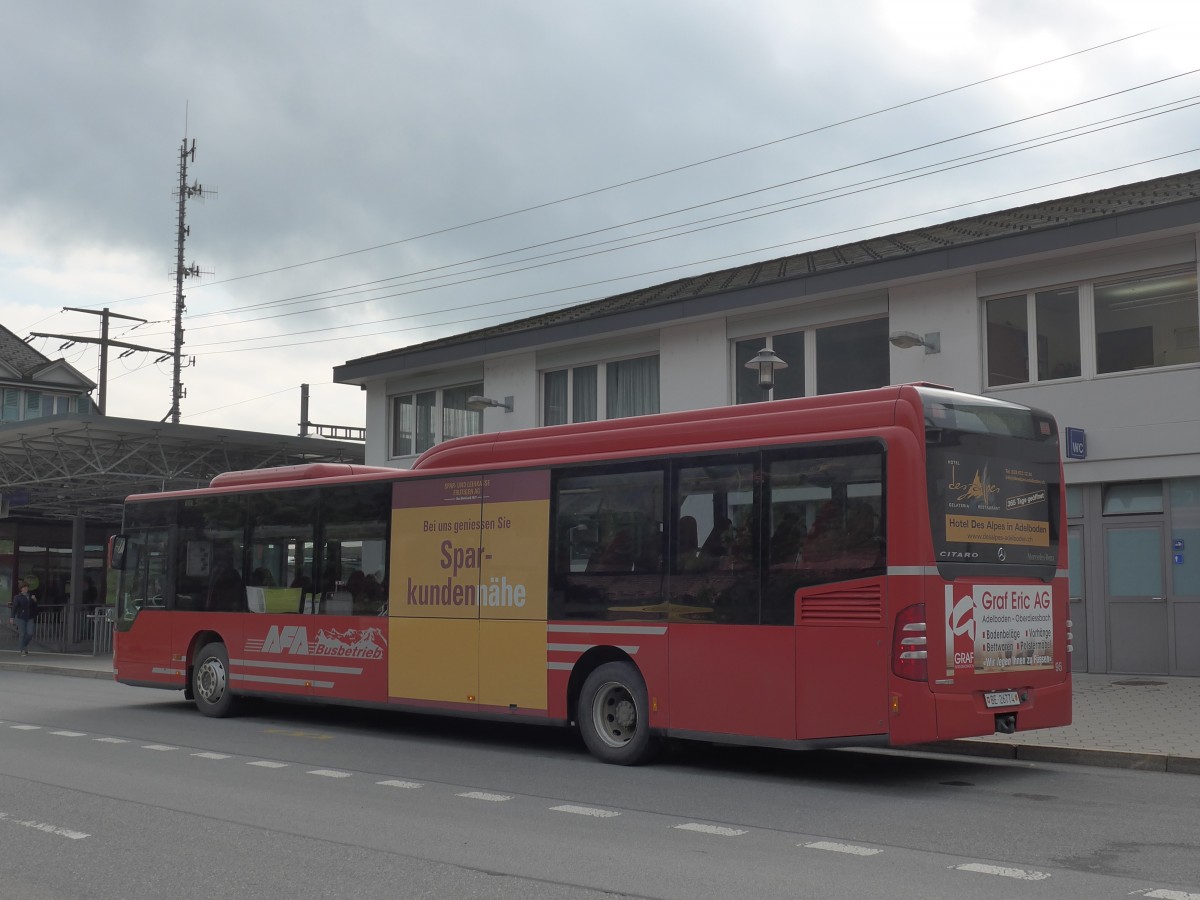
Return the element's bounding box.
[921,389,1061,578]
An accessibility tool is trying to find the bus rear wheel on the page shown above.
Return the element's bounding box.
[193,642,237,718]
[579,661,658,765]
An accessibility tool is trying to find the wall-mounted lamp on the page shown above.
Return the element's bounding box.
[888,331,941,354]
[466,394,514,413]
[744,347,789,392]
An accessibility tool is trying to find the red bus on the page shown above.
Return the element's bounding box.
[111,384,1071,764]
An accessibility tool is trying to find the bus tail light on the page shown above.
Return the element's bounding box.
[892,603,928,682]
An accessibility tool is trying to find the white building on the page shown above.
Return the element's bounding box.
[335,169,1200,677]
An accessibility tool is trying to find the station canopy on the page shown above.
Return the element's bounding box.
[0,413,366,522]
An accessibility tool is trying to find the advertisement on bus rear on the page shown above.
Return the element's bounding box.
[928,447,1059,570]
[945,583,1055,676]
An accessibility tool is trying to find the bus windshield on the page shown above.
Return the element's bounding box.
[921,388,1061,579]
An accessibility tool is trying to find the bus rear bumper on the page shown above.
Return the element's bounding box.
[932,677,1073,741]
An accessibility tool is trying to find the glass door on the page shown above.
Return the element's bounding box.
[1103,523,1167,674]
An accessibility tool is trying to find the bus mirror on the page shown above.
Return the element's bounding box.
[109,535,128,571]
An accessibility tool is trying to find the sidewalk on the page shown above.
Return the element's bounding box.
[2,652,1197,774]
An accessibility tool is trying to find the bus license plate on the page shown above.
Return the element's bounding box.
[984,691,1020,709]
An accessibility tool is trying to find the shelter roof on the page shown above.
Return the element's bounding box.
[0,414,365,522]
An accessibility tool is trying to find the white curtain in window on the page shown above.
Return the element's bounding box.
[543,371,568,426]
[573,365,597,422]
[606,356,659,419]
[441,384,483,442]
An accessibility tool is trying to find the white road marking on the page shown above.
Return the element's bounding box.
[0,812,88,840]
[377,779,423,789]
[192,752,232,760]
[457,791,512,802]
[94,737,130,743]
[953,862,1051,881]
[142,744,177,751]
[803,840,883,856]
[10,725,40,731]
[247,760,289,768]
[675,823,748,837]
[550,804,621,818]
[308,769,352,778]
[1135,890,1200,900]
[50,730,87,737]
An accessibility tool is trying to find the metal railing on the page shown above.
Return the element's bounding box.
[27,604,114,656]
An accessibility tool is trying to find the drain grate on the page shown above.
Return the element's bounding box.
[1112,679,1167,686]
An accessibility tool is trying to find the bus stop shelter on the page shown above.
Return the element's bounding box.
[0,413,364,651]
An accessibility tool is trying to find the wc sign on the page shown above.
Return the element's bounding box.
[1066,427,1087,460]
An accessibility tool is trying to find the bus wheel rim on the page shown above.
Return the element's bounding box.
[197,657,226,704]
[591,680,637,749]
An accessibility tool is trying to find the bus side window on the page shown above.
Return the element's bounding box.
[550,465,666,620]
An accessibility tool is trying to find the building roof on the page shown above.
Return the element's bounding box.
[0,322,96,390]
[335,168,1200,384]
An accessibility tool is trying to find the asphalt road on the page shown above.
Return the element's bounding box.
[1,672,1198,900]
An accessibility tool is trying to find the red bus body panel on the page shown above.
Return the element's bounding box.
[115,384,1071,753]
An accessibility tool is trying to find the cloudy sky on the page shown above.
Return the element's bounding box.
[2,1,1198,435]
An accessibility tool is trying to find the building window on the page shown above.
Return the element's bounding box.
[734,318,888,404]
[389,383,482,458]
[2,389,18,422]
[543,364,599,426]
[735,331,805,403]
[607,356,659,419]
[542,357,656,425]
[985,268,1198,387]
[25,392,41,418]
[1095,270,1199,374]
[815,318,890,394]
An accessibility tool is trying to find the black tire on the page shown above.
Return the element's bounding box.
[192,642,237,718]
[578,661,658,765]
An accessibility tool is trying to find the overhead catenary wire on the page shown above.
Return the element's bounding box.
[135,94,1200,350]
[77,29,1156,311]
[191,147,1200,355]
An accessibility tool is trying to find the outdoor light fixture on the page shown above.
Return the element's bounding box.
[744,347,789,391]
[888,331,941,354]
[466,395,514,413]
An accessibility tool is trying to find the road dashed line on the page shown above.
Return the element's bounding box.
[804,840,883,856]
[675,823,747,837]
[952,862,1051,881]
[0,811,89,840]
[5,719,1200,899]
[550,804,620,818]
[457,791,512,802]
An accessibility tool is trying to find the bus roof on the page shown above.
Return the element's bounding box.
[123,383,951,503]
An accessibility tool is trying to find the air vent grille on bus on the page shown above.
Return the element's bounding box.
[797,586,883,625]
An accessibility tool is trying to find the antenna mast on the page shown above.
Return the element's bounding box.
[169,136,215,424]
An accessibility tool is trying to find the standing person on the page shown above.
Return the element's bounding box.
[10,580,38,656]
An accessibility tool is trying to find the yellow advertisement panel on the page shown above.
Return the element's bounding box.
[390,472,550,620]
[479,619,547,710]
[389,617,478,704]
[388,471,550,706]
[945,514,1049,547]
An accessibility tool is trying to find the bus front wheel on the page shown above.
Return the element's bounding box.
[578,661,658,765]
[193,642,237,718]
